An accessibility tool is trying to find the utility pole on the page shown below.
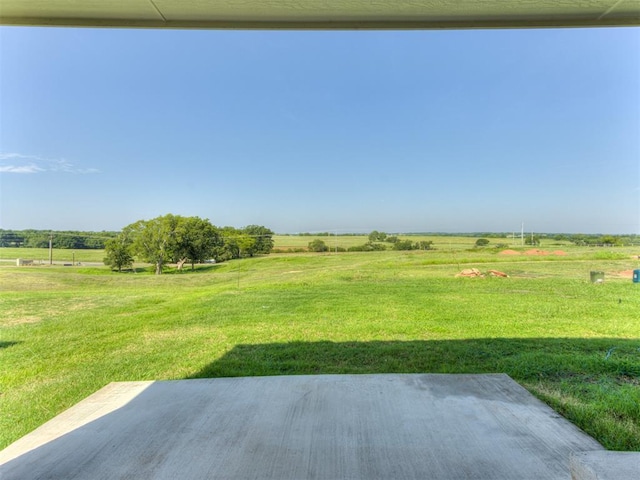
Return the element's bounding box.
[49,233,53,265]
[521,223,524,246]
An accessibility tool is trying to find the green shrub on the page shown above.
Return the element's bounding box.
[308,239,329,252]
[348,242,386,252]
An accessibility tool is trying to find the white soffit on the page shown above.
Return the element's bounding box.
[0,0,639,29]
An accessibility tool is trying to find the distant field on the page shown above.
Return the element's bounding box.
[1,248,639,452]
[272,234,574,251]
[273,234,479,250]
[0,248,105,264]
[0,235,621,261]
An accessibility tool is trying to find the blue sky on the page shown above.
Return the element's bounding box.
[1,27,638,234]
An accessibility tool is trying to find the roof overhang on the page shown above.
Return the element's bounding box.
[1,1,639,30]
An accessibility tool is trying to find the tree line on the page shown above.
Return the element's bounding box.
[0,229,118,249]
[103,214,274,274]
[307,230,434,253]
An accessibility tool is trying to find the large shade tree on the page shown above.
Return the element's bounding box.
[107,215,273,274]
[174,216,223,270]
[242,225,275,257]
[218,227,255,261]
[124,214,183,275]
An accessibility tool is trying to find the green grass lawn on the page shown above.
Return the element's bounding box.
[0,247,106,264]
[1,248,639,451]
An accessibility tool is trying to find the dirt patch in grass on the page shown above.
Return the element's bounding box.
[525,249,550,255]
[455,268,483,277]
[613,270,635,279]
[1,299,99,327]
[505,249,567,256]
[3,314,42,326]
[618,375,640,386]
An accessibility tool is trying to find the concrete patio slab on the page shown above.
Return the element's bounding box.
[570,451,640,480]
[1,374,605,479]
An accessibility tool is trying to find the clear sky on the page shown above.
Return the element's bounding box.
[1,26,639,234]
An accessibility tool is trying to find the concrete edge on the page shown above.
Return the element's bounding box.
[570,451,640,480]
[0,381,154,465]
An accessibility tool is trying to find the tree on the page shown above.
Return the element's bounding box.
[347,242,386,252]
[0,230,24,247]
[308,239,329,252]
[236,233,256,257]
[174,217,223,270]
[415,240,434,250]
[475,238,490,247]
[243,225,275,256]
[103,233,134,272]
[116,216,274,271]
[125,214,183,275]
[24,231,50,248]
[219,227,256,261]
[393,240,414,251]
[600,235,619,246]
[368,231,388,242]
[524,235,541,246]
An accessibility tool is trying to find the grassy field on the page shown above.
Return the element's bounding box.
[1,246,639,451]
[0,235,614,260]
[0,247,105,264]
[272,234,484,251]
[271,234,572,251]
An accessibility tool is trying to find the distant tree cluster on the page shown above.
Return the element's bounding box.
[518,233,640,246]
[339,232,436,252]
[0,229,117,249]
[368,230,387,242]
[570,234,632,246]
[348,242,387,252]
[293,232,361,237]
[524,235,541,246]
[392,240,434,251]
[103,214,273,274]
[308,239,329,252]
[297,232,332,237]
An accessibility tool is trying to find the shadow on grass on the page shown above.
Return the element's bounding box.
[188,338,640,380]
[0,341,20,350]
[108,264,223,275]
[155,264,223,275]
[187,338,640,450]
